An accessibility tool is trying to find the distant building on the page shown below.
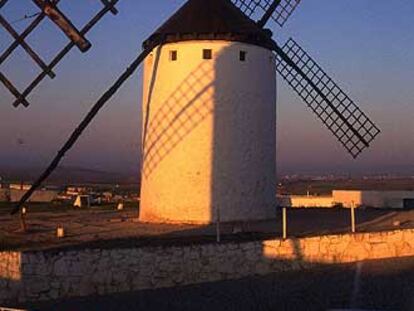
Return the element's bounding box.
[10,183,32,191]
[279,190,414,209]
[333,190,414,209]
[66,186,90,196]
[10,189,59,203]
[102,192,113,202]
[277,195,334,208]
[74,195,91,208]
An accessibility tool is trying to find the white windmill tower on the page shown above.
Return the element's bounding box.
[12,0,380,223]
[139,0,277,223]
[138,0,380,224]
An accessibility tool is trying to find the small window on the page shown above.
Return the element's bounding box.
[203,49,212,60]
[170,50,177,61]
[240,51,247,62]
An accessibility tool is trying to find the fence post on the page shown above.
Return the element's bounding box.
[20,207,27,232]
[216,205,221,243]
[351,201,356,233]
[282,207,287,240]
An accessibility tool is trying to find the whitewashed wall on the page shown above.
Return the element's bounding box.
[140,40,277,223]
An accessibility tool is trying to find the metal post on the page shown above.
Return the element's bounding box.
[351,201,356,233]
[19,208,27,233]
[216,205,221,243]
[282,207,287,239]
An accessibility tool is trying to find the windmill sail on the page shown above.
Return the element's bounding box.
[231,0,301,26]
[274,38,380,158]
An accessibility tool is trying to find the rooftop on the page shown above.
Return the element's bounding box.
[143,0,275,49]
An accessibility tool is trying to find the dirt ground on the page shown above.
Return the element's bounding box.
[1,206,413,251]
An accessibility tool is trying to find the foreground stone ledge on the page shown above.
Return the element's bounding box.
[1,229,414,306]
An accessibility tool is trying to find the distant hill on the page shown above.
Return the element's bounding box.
[277,164,414,177]
[0,165,139,185]
[280,177,414,195]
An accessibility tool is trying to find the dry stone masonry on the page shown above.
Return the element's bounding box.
[1,229,414,306]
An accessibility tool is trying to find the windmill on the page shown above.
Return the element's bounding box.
[12,0,380,224]
[0,0,119,107]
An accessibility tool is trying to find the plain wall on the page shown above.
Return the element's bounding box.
[333,190,414,208]
[140,40,276,223]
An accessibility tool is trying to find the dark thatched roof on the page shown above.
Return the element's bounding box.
[143,0,274,49]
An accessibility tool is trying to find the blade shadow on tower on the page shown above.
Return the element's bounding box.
[274,38,380,158]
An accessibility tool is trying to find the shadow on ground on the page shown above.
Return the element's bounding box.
[2,208,413,252]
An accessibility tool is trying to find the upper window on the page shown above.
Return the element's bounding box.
[240,51,247,62]
[203,49,212,60]
[170,50,177,61]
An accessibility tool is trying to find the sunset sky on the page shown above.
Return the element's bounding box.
[1,0,414,177]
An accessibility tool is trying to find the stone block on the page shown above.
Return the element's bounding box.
[54,258,69,276]
[26,277,50,294]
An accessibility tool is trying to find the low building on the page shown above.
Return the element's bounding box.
[73,195,91,208]
[10,189,59,203]
[102,192,113,202]
[66,186,90,196]
[277,195,334,208]
[279,190,414,209]
[333,190,414,209]
[9,183,32,191]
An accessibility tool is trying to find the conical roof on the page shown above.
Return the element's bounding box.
[143,0,274,49]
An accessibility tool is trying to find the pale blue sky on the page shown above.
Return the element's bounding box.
[1,0,414,176]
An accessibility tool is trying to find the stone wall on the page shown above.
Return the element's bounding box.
[0,252,21,304]
[1,229,414,306]
[0,252,21,281]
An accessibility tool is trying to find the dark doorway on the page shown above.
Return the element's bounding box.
[403,199,414,209]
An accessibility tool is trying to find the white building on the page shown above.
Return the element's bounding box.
[139,0,277,223]
[279,190,414,209]
[277,195,335,208]
[9,183,32,191]
[333,190,414,209]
